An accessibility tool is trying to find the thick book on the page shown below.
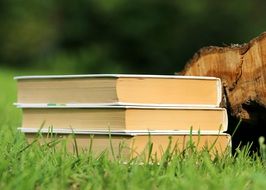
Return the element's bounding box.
[15,74,222,107]
[17,104,228,132]
[19,128,231,159]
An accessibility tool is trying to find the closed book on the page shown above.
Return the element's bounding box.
[19,128,231,159]
[15,74,222,107]
[17,104,228,132]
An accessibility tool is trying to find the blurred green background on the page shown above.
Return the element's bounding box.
[1,0,266,74]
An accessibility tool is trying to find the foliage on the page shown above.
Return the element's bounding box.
[1,0,266,73]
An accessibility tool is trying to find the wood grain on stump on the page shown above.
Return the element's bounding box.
[180,32,266,124]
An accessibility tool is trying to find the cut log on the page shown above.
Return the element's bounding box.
[180,32,266,124]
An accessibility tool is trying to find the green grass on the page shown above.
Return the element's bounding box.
[1,67,266,190]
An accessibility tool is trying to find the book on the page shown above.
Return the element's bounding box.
[15,74,222,107]
[17,105,228,132]
[19,128,231,159]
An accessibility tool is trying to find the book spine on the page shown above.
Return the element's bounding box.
[222,108,228,132]
[216,78,223,107]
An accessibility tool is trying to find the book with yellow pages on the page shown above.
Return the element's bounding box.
[19,128,231,159]
[15,74,222,107]
[17,104,228,132]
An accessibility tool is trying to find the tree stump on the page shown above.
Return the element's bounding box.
[179,32,266,152]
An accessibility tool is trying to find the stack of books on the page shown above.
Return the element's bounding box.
[15,74,231,159]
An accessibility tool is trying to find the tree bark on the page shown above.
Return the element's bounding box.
[180,32,266,124]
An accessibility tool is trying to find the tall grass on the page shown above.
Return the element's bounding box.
[1,68,266,189]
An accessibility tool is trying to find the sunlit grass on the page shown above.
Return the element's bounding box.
[1,68,266,189]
